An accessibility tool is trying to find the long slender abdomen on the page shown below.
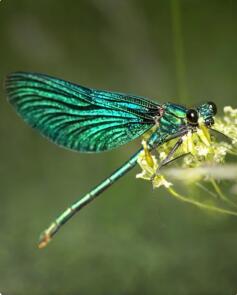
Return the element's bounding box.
[38,148,142,248]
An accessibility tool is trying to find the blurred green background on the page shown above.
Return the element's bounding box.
[0,0,236,294]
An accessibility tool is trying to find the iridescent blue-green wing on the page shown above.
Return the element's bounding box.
[5,72,160,152]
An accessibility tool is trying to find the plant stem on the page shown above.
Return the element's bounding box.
[167,187,237,216]
[170,0,188,103]
[210,178,237,208]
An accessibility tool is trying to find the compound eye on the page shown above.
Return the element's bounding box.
[186,109,199,124]
[208,101,217,115]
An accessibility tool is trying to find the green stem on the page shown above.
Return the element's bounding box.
[170,0,188,103]
[210,178,237,208]
[167,187,237,216]
[195,182,218,199]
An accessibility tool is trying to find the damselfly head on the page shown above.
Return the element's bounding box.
[188,101,217,128]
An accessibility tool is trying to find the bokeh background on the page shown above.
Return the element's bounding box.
[0,1,236,294]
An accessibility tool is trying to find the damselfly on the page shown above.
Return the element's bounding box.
[5,72,217,247]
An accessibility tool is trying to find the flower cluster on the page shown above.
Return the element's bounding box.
[136,106,237,216]
[215,106,237,146]
[136,140,172,188]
